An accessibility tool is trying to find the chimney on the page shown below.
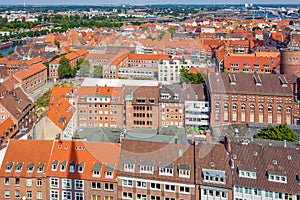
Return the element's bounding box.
[96,84,99,92]
[224,135,231,153]
[181,82,187,89]
[284,140,287,148]
[205,130,211,142]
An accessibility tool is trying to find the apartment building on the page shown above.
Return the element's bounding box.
[77,85,124,128]
[207,72,299,126]
[13,63,47,94]
[124,85,160,130]
[118,139,196,200]
[0,140,53,200]
[127,53,166,69]
[231,141,300,200]
[103,51,130,79]
[6,60,27,76]
[224,52,280,74]
[45,140,120,200]
[196,142,232,200]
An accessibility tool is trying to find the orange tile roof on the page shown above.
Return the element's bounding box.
[0,140,54,177]
[47,98,75,130]
[2,76,20,92]
[25,56,45,66]
[77,86,123,104]
[45,140,120,181]
[128,53,167,60]
[0,117,18,148]
[65,52,79,61]
[49,86,73,106]
[13,63,46,81]
[0,57,8,63]
[75,48,88,57]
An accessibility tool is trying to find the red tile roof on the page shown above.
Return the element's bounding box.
[49,86,73,106]
[13,63,46,81]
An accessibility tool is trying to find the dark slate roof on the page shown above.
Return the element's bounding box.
[207,72,293,96]
[231,141,300,194]
[159,83,206,103]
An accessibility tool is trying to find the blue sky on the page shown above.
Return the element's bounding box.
[0,0,299,5]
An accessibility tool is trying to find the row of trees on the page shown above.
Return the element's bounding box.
[254,124,298,142]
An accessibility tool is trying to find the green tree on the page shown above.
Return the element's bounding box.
[58,56,75,79]
[253,124,298,142]
[54,40,60,48]
[179,67,206,84]
[7,49,14,55]
[93,65,103,78]
[78,60,90,77]
[0,51,3,58]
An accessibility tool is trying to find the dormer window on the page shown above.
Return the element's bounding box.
[124,158,135,172]
[238,166,256,179]
[178,164,190,178]
[69,162,76,173]
[5,162,13,172]
[140,160,154,174]
[15,162,23,172]
[105,164,114,179]
[27,163,34,173]
[78,162,85,173]
[37,163,44,173]
[60,161,67,171]
[92,163,102,177]
[52,160,58,171]
[267,170,287,183]
[202,169,226,184]
[158,162,174,176]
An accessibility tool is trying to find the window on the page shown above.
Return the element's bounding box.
[62,191,72,200]
[123,179,133,187]
[104,196,114,200]
[5,162,13,172]
[62,179,72,189]
[36,179,42,186]
[104,183,114,191]
[105,164,114,178]
[92,195,101,200]
[91,181,101,190]
[165,184,176,192]
[137,194,147,200]
[27,191,32,199]
[232,103,237,110]
[78,162,85,173]
[26,178,32,186]
[37,163,44,173]
[268,105,273,112]
[15,178,20,186]
[4,178,10,185]
[122,192,133,199]
[15,190,20,198]
[4,190,10,198]
[16,162,23,172]
[75,180,84,190]
[150,183,161,190]
[75,192,84,200]
[60,161,67,171]
[224,103,228,110]
[37,191,42,199]
[179,186,190,193]
[265,190,273,198]
[50,178,59,188]
[151,196,161,200]
[136,181,147,188]
[254,188,261,196]
[241,104,246,111]
[52,160,58,171]
[259,105,264,112]
[27,163,34,173]
[69,162,76,172]
[287,107,291,113]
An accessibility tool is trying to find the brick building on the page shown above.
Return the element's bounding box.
[207,72,299,126]
[12,63,47,94]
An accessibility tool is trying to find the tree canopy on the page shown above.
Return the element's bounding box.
[253,124,298,142]
[179,67,206,84]
[58,57,75,79]
[7,50,14,55]
[93,65,103,78]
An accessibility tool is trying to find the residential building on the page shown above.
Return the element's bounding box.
[207,72,299,126]
[12,63,47,94]
[0,117,18,149]
[0,140,53,200]
[103,50,130,79]
[118,139,196,200]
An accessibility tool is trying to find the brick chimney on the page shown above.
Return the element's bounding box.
[205,130,211,142]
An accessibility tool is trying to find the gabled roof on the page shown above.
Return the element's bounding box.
[0,117,18,148]
[0,140,53,177]
[49,86,73,106]
[47,98,75,130]
[45,140,120,181]
[13,63,46,81]
[231,142,300,194]
[2,76,20,92]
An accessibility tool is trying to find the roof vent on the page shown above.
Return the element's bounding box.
[228,73,236,85]
[178,148,183,157]
[210,162,215,167]
[253,74,262,86]
[233,154,237,160]
[273,160,277,165]
[287,155,292,160]
[253,151,258,156]
[278,76,288,87]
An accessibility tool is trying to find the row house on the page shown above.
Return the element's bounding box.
[0,117,18,149]
[34,98,77,140]
[86,53,112,67]
[6,60,27,76]
[127,54,167,69]
[224,52,280,74]
[12,63,47,94]
[0,87,35,129]
[118,139,197,200]
[228,40,254,54]
[231,141,300,200]
[159,83,209,129]
[103,51,130,79]
[77,85,124,128]
[0,139,120,200]
[207,72,300,126]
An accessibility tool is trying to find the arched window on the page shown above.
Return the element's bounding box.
[215,102,220,110]
[224,103,228,110]
[286,107,291,113]
[268,105,273,113]
[277,106,282,113]
[259,105,264,112]
[241,104,246,111]
[232,103,237,110]
[250,104,255,111]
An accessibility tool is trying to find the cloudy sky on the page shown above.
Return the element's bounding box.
[0,0,299,5]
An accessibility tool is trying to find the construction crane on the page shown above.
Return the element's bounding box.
[225,18,231,53]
